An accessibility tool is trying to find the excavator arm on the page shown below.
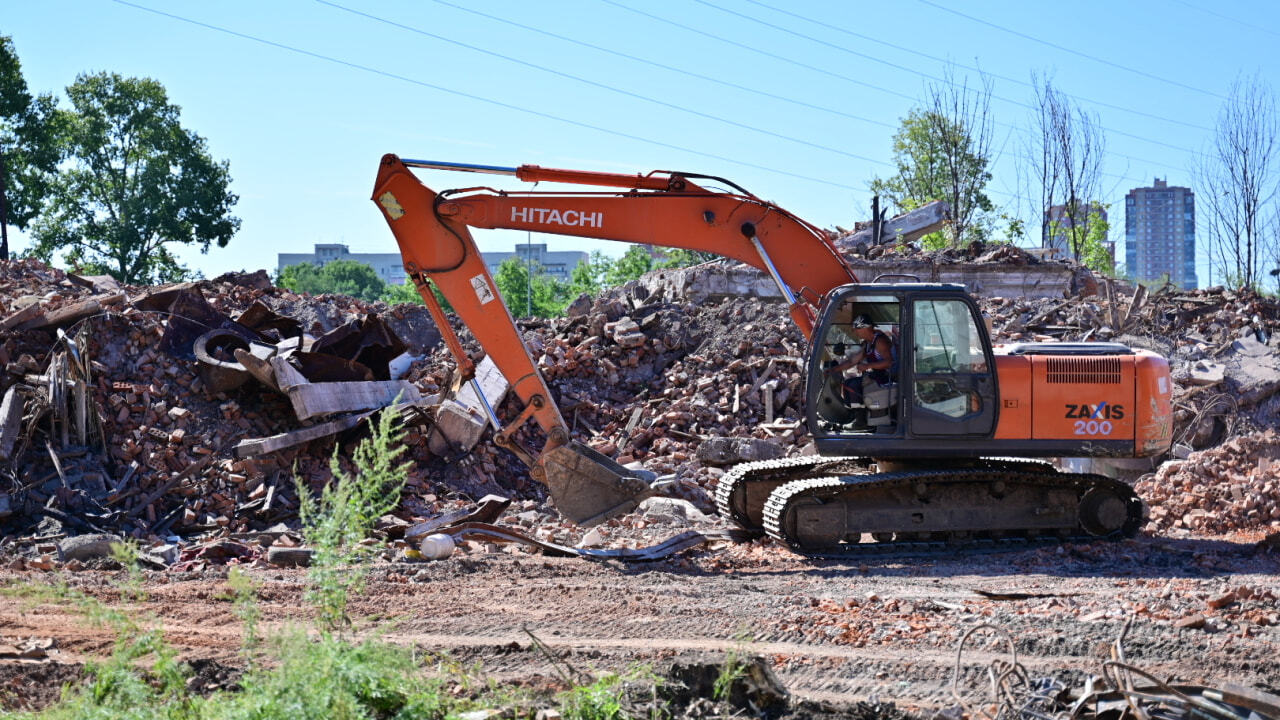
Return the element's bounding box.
[371,154,858,525]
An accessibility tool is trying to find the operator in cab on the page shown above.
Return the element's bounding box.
[826,314,896,428]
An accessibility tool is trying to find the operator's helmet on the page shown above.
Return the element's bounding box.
[851,313,874,329]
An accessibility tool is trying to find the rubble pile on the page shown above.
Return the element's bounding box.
[0,262,474,545]
[1136,430,1280,535]
[3,248,1280,563]
[518,287,808,508]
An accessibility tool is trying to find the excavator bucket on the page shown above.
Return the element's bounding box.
[540,441,654,527]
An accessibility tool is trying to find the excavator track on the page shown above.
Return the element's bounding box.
[761,465,1143,558]
[714,455,869,533]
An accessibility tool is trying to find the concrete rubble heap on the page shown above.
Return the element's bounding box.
[1,245,1279,565]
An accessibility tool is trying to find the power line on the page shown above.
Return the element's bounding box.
[425,0,897,131]
[690,0,1203,159]
[106,0,865,191]
[736,0,1214,133]
[915,0,1228,101]
[1166,0,1280,40]
[315,0,889,167]
[598,0,921,107]
[106,1,1176,219]
[607,0,1200,164]
[428,0,1166,191]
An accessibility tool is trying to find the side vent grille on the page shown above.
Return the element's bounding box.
[1045,357,1122,384]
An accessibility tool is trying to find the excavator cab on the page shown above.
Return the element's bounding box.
[807,283,999,457]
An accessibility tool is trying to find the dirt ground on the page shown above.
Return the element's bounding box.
[2,533,1278,713]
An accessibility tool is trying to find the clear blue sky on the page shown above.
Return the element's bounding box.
[5,1,1278,285]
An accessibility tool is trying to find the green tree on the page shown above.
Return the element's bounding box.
[604,244,654,285]
[29,72,239,284]
[0,35,61,259]
[493,257,565,317]
[379,281,423,305]
[278,259,387,301]
[567,249,612,297]
[1050,202,1114,276]
[870,102,994,249]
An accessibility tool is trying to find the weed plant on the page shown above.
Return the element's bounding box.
[1,407,696,719]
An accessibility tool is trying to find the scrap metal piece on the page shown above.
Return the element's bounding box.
[194,329,253,392]
[404,494,513,541]
[235,300,302,341]
[310,315,407,380]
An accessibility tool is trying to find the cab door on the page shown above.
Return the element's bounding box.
[907,295,998,437]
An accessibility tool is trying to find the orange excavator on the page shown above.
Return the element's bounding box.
[371,154,1173,556]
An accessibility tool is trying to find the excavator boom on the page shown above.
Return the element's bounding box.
[371,154,860,525]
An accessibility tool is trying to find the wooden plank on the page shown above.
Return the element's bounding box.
[234,411,371,458]
[269,356,309,392]
[234,348,279,392]
[1119,285,1148,332]
[0,387,24,461]
[17,293,125,331]
[286,379,423,421]
[0,303,40,330]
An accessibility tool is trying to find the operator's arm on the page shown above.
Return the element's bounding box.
[828,349,865,375]
[856,336,894,373]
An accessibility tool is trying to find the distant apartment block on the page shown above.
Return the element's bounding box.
[277,243,408,285]
[277,242,587,286]
[1125,178,1197,289]
[1043,203,1113,265]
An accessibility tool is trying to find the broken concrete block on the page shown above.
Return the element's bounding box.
[638,496,709,524]
[1188,360,1225,386]
[58,533,124,562]
[695,437,784,467]
[428,401,488,455]
[0,387,23,461]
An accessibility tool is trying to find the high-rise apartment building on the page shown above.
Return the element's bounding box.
[1125,178,1196,289]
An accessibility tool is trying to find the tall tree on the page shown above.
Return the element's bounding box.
[870,69,995,247]
[30,72,239,284]
[1194,74,1279,290]
[0,35,60,259]
[1028,74,1106,264]
[604,244,654,285]
[493,257,565,318]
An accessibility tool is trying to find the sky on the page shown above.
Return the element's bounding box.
[4,0,1279,286]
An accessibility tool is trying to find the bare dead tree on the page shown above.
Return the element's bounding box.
[1028,73,1106,264]
[922,67,996,246]
[1194,74,1279,290]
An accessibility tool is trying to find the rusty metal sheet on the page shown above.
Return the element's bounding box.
[292,351,375,383]
[235,301,302,342]
[310,314,407,380]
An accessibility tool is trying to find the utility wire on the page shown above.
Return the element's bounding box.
[915,0,1228,100]
[737,0,1214,133]
[107,1,1167,216]
[106,0,865,190]
[316,0,887,167]
[604,0,1198,166]
[331,2,1168,198]
[423,0,1179,186]
[425,0,896,132]
[687,0,1204,159]
[1166,0,1280,39]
